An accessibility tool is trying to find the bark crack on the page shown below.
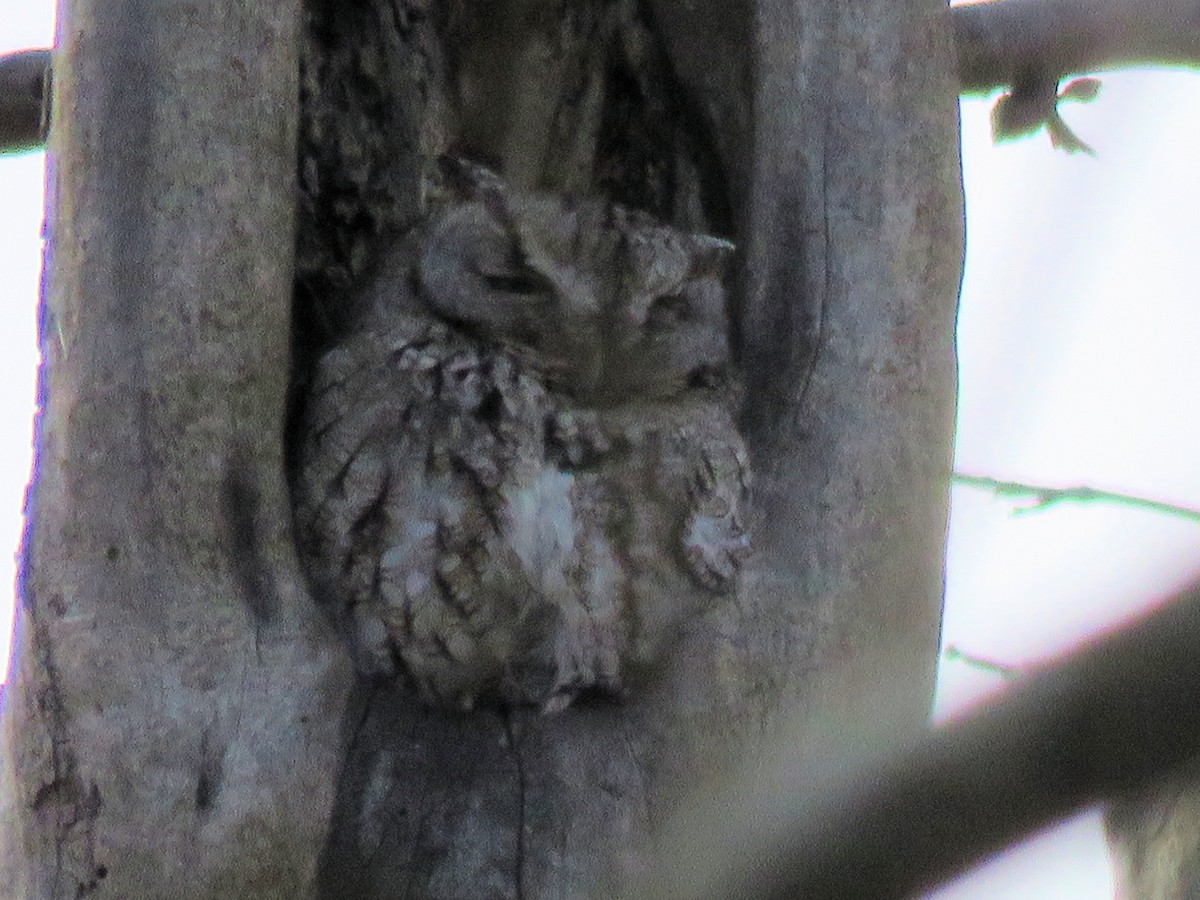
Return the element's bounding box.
[792,108,833,418]
[221,446,280,652]
[502,710,528,900]
[620,717,654,834]
[29,617,101,897]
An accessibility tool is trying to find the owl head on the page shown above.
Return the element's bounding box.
[417,164,734,404]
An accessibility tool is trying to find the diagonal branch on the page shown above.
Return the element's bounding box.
[641,580,1200,899]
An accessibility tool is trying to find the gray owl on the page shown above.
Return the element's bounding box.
[293,174,751,712]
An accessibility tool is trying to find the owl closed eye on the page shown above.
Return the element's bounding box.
[417,182,734,405]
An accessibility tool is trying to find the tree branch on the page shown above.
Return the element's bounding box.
[955,0,1200,94]
[0,49,49,155]
[5,2,1200,153]
[953,472,1200,522]
[642,580,1200,899]
[0,0,353,892]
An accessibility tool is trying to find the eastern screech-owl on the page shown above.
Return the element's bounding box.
[293,172,751,713]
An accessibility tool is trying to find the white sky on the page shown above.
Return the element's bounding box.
[932,68,1200,899]
[0,4,49,679]
[4,4,1200,898]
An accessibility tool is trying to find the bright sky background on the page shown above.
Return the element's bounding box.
[932,66,1200,900]
[0,4,50,678]
[4,4,1200,897]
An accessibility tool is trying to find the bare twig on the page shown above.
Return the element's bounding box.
[643,580,1200,899]
[943,644,1023,680]
[953,472,1200,522]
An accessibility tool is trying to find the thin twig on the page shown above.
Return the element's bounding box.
[943,644,1023,680]
[953,472,1200,522]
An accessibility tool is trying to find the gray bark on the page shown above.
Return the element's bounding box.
[1,0,963,898]
[0,1,352,898]
[0,49,48,155]
[300,0,961,896]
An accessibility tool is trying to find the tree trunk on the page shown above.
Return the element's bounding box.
[0,0,964,897]
[299,1,962,895]
[0,2,352,898]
